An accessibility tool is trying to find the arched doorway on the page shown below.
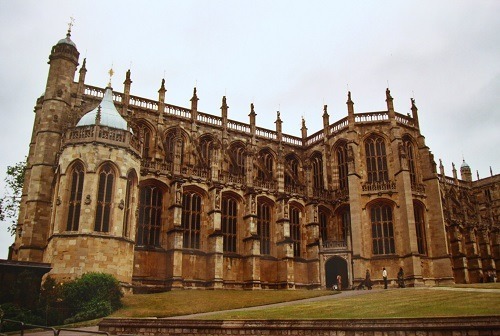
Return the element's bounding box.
[325,256,348,290]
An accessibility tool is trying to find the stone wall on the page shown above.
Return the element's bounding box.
[99,317,500,335]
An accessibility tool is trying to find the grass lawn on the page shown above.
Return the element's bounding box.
[111,290,335,318]
[204,288,500,320]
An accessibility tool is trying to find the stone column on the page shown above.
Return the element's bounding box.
[242,189,261,289]
[207,184,224,289]
[167,179,185,289]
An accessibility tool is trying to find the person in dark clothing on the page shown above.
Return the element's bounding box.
[397,267,405,288]
[364,269,373,290]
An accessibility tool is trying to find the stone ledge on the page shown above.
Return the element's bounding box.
[99,316,500,335]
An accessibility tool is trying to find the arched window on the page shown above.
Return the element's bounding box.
[319,208,328,242]
[95,163,114,232]
[229,143,246,176]
[123,171,137,238]
[365,135,388,183]
[222,195,238,253]
[414,203,427,255]
[165,129,184,164]
[199,135,215,168]
[66,162,85,231]
[336,142,349,190]
[311,153,324,190]
[371,203,395,255]
[143,128,152,159]
[136,185,162,246]
[257,149,274,180]
[285,154,300,188]
[403,136,417,186]
[334,207,350,242]
[289,205,301,257]
[257,200,271,255]
[182,191,202,249]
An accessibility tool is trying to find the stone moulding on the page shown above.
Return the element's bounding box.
[99,316,500,335]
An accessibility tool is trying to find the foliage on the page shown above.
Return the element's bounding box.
[61,273,123,324]
[0,159,26,235]
[1,273,123,328]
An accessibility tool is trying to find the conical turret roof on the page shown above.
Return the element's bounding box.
[77,87,128,130]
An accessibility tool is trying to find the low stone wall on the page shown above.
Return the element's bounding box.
[99,316,500,335]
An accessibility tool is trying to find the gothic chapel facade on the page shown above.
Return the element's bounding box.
[9,31,499,291]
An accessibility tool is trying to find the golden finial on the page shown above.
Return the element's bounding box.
[108,67,114,87]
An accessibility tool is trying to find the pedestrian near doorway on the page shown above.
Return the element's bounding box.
[397,267,405,288]
[383,267,388,289]
[336,274,342,291]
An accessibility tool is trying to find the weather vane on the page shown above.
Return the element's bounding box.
[108,67,114,87]
[68,17,75,35]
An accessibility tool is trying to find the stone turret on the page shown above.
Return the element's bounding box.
[14,27,80,261]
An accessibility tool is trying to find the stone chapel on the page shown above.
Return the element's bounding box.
[8,29,499,291]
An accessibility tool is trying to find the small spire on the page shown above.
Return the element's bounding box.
[347,91,352,103]
[95,105,102,125]
[191,87,198,101]
[477,170,480,180]
[302,116,306,128]
[322,104,329,117]
[249,103,256,116]
[81,58,86,70]
[491,166,493,176]
[161,78,165,90]
[276,111,281,121]
[386,88,392,100]
[411,97,417,109]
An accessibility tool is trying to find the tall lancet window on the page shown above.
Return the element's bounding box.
[414,203,427,255]
[222,195,238,253]
[136,185,162,246]
[311,153,324,190]
[336,141,349,190]
[257,200,271,255]
[123,171,137,238]
[182,191,202,249]
[403,136,417,186]
[289,205,301,257]
[66,162,85,231]
[365,135,389,183]
[95,163,114,232]
[371,203,395,255]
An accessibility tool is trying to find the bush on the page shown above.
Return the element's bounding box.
[61,273,123,323]
[0,303,45,331]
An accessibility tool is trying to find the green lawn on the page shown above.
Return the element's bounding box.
[111,289,335,318]
[204,288,500,319]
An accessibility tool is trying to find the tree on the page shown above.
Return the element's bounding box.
[0,159,26,235]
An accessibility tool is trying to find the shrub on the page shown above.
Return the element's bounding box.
[61,273,123,323]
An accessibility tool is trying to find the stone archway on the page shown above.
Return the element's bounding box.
[325,256,348,290]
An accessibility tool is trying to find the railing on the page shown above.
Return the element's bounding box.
[313,188,331,199]
[285,184,306,194]
[141,160,172,174]
[227,120,251,133]
[322,240,348,250]
[0,318,110,336]
[219,172,245,185]
[165,104,191,119]
[65,125,141,155]
[305,130,324,146]
[84,86,105,98]
[395,112,415,127]
[254,178,277,190]
[256,127,277,140]
[361,180,397,192]
[411,183,426,193]
[328,117,348,136]
[282,134,303,146]
[355,111,389,123]
[198,112,223,126]
[130,96,158,110]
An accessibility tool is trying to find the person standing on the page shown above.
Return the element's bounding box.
[397,267,405,288]
[364,269,373,290]
[382,267,388,289]
[336,274,342,291]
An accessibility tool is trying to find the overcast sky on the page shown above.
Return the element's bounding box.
[1,0,499,259]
